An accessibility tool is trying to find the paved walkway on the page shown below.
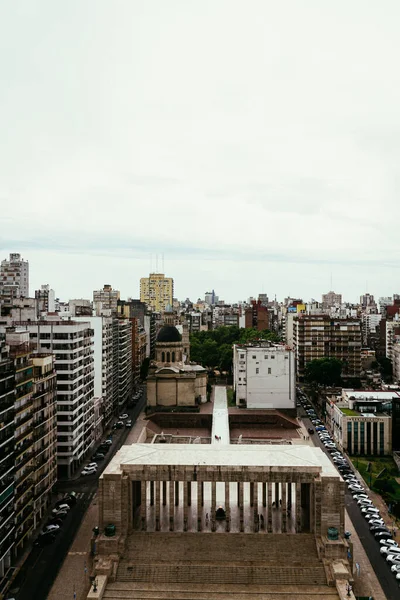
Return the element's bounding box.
[211,386,230,444]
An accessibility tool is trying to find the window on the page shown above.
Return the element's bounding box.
[240,354,244,359]
[239,377,241,381]
[379,422,384,455]
[360,422,365,454]
[252,355,256,359]
[265,355,268,359]
[353,422,358,454]
[347,422,352,452]
[256,368,259,374]
[268,368,271,375]
[373,422,378,455]
[271,355,275,359]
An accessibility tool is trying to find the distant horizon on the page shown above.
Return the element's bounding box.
[2,249,398,308]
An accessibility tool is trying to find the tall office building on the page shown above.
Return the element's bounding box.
[93,284,120,315]
[0,253,29,299]
[321,291,342,309]
[140,273,173,312]
[293,315,362,380]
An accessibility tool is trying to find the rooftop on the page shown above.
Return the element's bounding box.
[104,443,338,477]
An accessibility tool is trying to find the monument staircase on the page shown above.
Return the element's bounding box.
[102,533,339,600]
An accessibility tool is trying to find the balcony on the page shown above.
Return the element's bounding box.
[16,466,35,490]
[14,425,33,446]
[15,450,34,471]
[14,397,33,415]
[15,411,33,429]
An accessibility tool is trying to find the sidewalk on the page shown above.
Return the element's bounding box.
[345,511,387,600]
[47,411,148,600]
[47,499,99,600]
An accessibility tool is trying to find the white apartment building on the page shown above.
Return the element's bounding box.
[361,313,381,346]
[115,318,132,410]
[0,253,29,298]
[386,316,400,359]
[22,321,95,478]
[75,315,116,427]
[393,344,400,384]
[233,342,296,410]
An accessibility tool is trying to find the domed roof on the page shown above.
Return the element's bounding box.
[156,325,182,343]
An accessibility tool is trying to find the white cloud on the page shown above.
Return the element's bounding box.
[1,0,400,302]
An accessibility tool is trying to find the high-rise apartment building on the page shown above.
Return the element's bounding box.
[294,315,362,380]
[322,291,342,309]
[115,318,132,410]
[93,284,120,315]
[0,339,15,578]
[22,321,95,478]
[140,273,173,312]
[35,284,55,316]
[31,354,57,529]
[75,315,117,427]
[244,299,269,331]
[0,254,29,299]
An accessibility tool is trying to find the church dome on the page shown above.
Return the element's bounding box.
[156,325,182,343]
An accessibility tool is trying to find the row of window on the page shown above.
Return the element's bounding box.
[347,421,385,455]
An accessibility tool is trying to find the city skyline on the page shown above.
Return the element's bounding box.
[2,1,400,303]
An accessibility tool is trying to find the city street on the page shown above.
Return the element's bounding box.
[9,391,146,600]
[300,400,400,600]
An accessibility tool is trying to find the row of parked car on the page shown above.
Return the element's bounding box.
[34,493,77,547]
[316,423,400,581]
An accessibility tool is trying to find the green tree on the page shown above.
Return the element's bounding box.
[305,357,342,387]
[219,343,233,373]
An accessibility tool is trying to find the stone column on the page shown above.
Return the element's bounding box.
[197,481,202,531]
[225,482,230,532]
[253,482,259,532]
[239,482,244,532]
[281,482,287,533]
[155,481,160,531]
[262,482,267,507]
[211,481,217,532]
[175,481,180,506]
[150,481,154,506]
[296,482,302,533]
[162,481,167,506]
[267,482,273,533]
[275,482,279,506]
[169,481,174,531]
[187,482,192,506]
[250,482,254,507]
[309,483,315,533]
[183,480,188,531]
[237,482,240,506]
[141,480,147,531]
[287,482,292,509]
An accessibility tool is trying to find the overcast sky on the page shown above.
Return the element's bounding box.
[1,1,400,304]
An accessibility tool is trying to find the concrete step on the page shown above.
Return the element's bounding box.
[124,532,320,565]
[116,563,327,586]
[103,582,339,600]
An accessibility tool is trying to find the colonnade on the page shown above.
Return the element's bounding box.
[132,479,313,534]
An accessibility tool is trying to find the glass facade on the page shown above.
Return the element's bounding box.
[347,422,352,452]
[360,422,365,454]
[373,422,378,455]
[353,422,358,454]
[380,422,384,456]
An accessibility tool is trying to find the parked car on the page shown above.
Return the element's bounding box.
[52,510,69,520]
[93,453,105,461]
[81,466,97,476]
[125,420,132,427]
[386,554,400,564]
[119,413,129,420]
[374,531,392,539]
[102,440,112,446]
[357,498,373,506]
[361,508,380,516]
[87,462,98,469]
[381,545,400,555]
[115,421,124,429]
[92,452,105,460]
[43,524,60,533]
[52,504,70,515]
[47,517,63,527]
